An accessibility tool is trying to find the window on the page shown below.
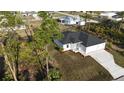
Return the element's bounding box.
[76,22,79,24]
[67,45,69,48]
[62,20,65,23]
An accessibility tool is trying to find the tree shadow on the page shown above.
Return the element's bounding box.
[35,69,46,81]
[35,63,54,81]
[19,69,30,81]
[54,46,60,51]
[0,56,5,80]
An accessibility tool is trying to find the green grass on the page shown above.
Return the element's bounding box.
[106,43,124,68]
[48,45,113,81]
[107,48,124,68]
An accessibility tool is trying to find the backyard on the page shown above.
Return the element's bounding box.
[48,45,113,81]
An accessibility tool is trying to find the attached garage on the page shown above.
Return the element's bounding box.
[86,43,105,54]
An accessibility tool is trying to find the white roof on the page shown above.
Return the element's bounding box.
[59,16,81,21]
[100,12,117,17]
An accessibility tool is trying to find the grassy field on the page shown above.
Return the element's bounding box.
[16,20,41,37]
[29,20,41,28]
[59,24,84,32]
[48,45,113,81]
[51,13,65,17]
[107,48,124,68]
[106,43,124,68]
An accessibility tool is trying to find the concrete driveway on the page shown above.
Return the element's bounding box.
[89,50,124,79]
[114,76,124,81]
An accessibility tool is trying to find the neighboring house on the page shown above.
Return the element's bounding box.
[100,12,122,21]
[111,15,122,21]
[21,11,36,16]
[14,25,26,30]
[100,12,117,19]
[58,16,85,25]
[0,27,10,32]
[54,31,105,56]
[21,11,41,20]
[86,19,99,23]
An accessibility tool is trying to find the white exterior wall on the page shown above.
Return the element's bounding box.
[79,21,85,25]
[63,42,84,52]
[79,44,86,52]
[54,40,105,56]
[100,12,117,19]
[59,18,82,25]
[111,18,122,21]
[14,25,26,30]
[70,21,76,25]
[54,40,83,52]
[63,43,72,51]
[78,44,86,55]
[65,20,76,25]
[32,14,41,20]
[86,43,105,54]
[54,40,72,51]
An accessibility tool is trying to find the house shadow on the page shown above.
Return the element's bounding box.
[0,56,5,80]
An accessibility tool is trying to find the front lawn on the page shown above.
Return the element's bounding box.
[107,48,124,68]
[48,45,113,81]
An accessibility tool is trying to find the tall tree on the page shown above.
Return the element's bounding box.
[0,11,23,80]
[33,11,62,79]
[80,11,93,31]
[4,32,20,80]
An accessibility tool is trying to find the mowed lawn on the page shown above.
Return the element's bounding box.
[48,45,113,81]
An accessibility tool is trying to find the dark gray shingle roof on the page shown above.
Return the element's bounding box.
[59,31,105,47]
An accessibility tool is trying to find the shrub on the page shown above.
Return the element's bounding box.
[48,68,61,81]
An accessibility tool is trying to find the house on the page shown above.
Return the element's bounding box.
[100,11,123,21]
[100,11,117,19]
[86,19,99,23]
[21,11,36,17]
[21,11,41,20]
[54,31,105,56]
[14,25,26,30]
[111,15,122,21]
[58,16,85,25]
